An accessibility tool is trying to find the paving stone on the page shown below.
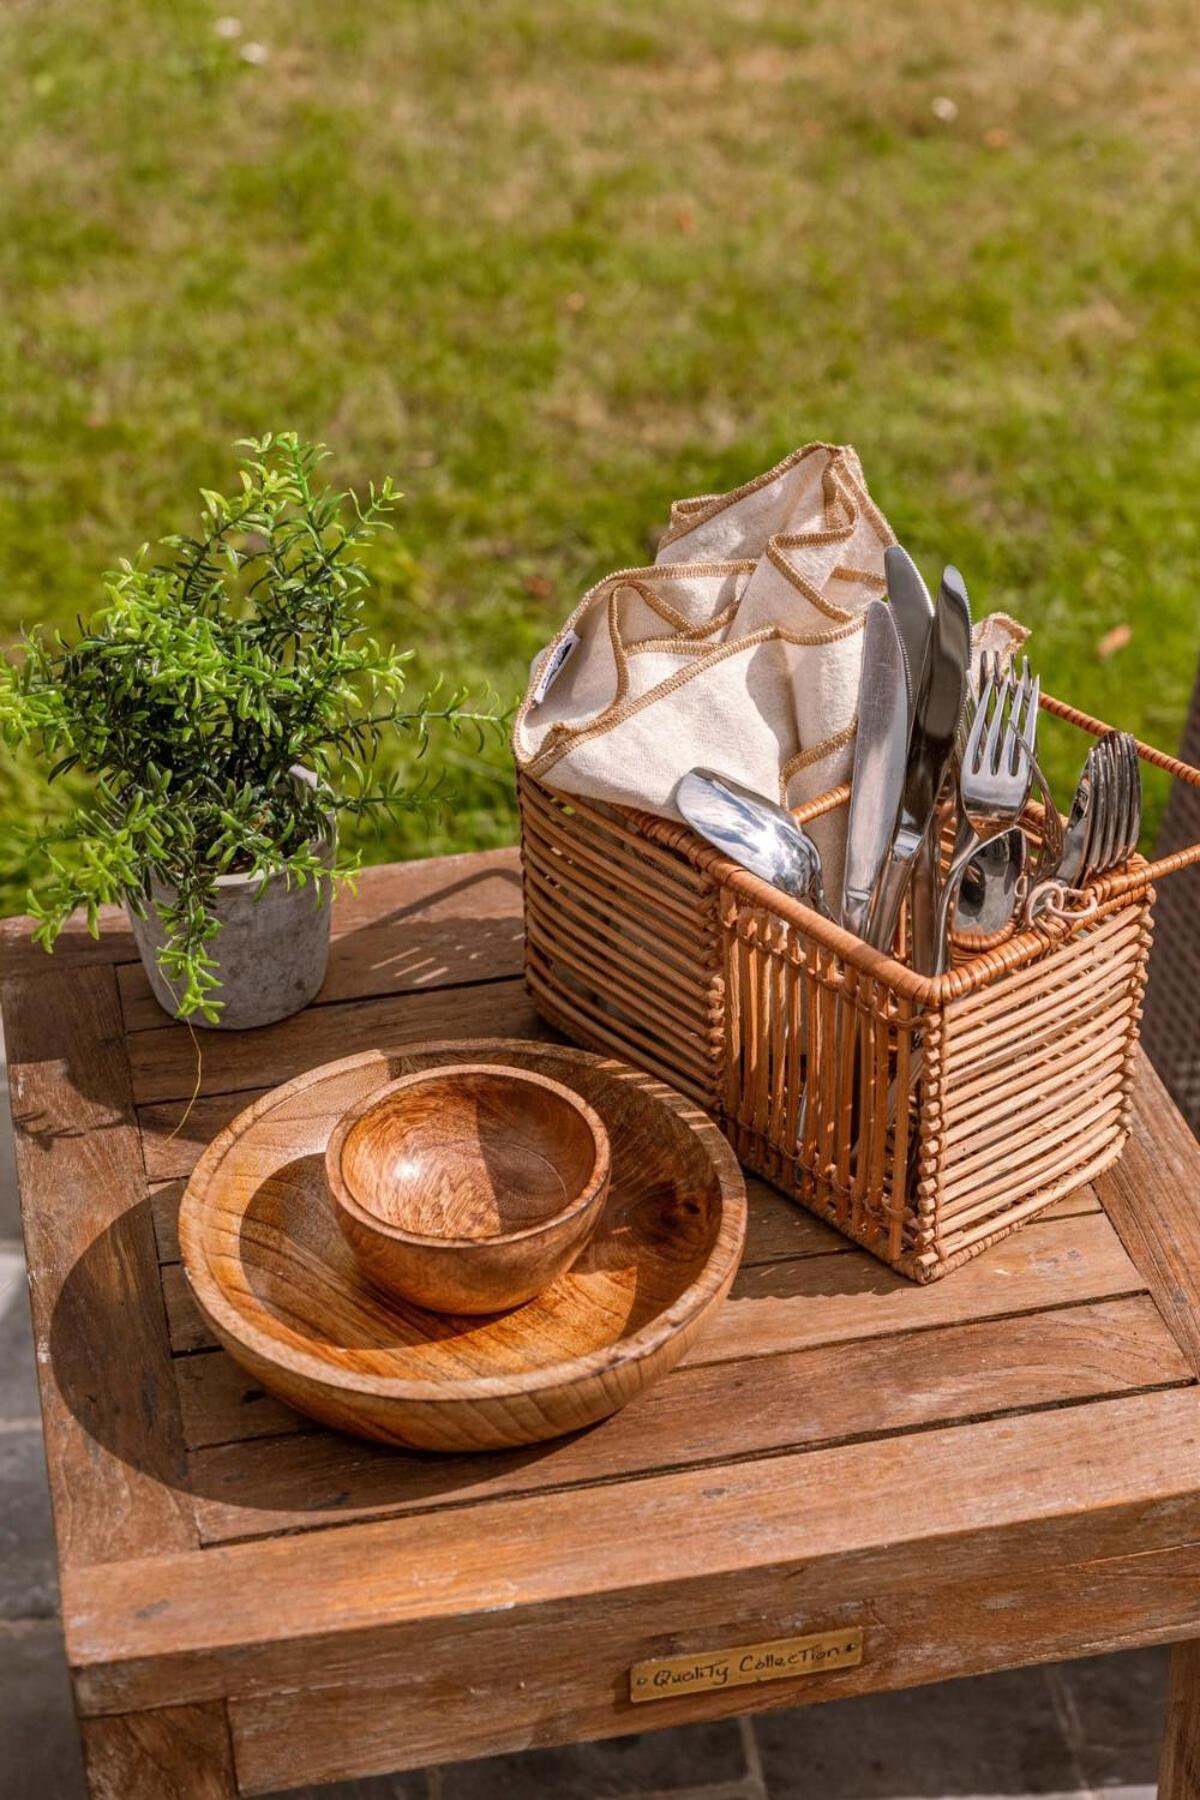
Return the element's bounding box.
[0,1242,39,1423]
[754,1659,1109,1798]
[1049,1647,1164,1795]
[0,1621,86,1799]
[0,1430,59,1620]
[435,1718,757,1798]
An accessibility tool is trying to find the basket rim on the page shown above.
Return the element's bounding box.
[517,684,1188,1008]
[624,797,1152,1007]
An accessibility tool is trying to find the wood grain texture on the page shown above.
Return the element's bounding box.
[162,1263,213,1353]
[127,974,548,1105]
[178,1042,746,1450]
[142,1074,1104,1213]
[1098,1055,1200,1374]
[325,1062,611,1313]
[2,966,195,1567]
[150,1180,186,1264]
[182,1295,1190,1544]
[80,1702,236,1799]
[0,902,135,980]
[63,1387,1200,1719]
[176,1264,1144,1456]
[229,1540,1200,1793]
[142,1098,248,1181]
[154,1173,1105,1447]
[119,848,523,1031]
[157,1165,848,1267]
[160,1206,1147,1361]
[1160,1639,1200,1799]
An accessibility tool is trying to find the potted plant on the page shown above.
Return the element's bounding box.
[0,433,494,1029]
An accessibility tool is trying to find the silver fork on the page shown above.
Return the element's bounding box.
[1081,730,1142,885]
[1025,730,1141,922]
[932,655,1038,973]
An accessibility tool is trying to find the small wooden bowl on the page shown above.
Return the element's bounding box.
[325,1063,611,1314]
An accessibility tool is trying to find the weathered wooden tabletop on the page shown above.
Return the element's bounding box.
[4,848,1200,1799]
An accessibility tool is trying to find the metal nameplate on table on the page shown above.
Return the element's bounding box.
[630,1626,864,1703]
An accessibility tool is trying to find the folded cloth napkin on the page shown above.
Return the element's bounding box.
[513,442,896,897]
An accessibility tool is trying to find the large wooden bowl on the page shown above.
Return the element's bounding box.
[325,1063,611,1314]
[178,1040,746,1451]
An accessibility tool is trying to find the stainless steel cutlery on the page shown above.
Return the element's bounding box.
[864,564,972,955]
[932,655,1038,970]
[674,545,1143,980]
[675,768,831,915]
[954,829,1026,937]
[883,545,935,712]
[840,601,909,939]
[1025,729,1142,921]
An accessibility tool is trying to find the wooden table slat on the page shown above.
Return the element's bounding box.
[126,977,549,1106]
[1098,1055,1200,1376]
[228,1533,1200,1795]
[0,904,137,980]
[2,966,198,1566]
[81,1701,237,1799]
[61,1386,1200,1719]
[157,1205,1146,1363]
[118,849,524,1032]
[147,1172,859,1272]
[167,1185,1107,1455]
[185,1294,1191,1545]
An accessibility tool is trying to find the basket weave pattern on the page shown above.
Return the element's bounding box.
[520,697,1199,1282]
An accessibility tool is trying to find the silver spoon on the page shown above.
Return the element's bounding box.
[675,769,830,915]
[1056,744,1099,886]
[954,829,1026,937]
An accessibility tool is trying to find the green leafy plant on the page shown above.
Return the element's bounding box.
[0,433,497,1020]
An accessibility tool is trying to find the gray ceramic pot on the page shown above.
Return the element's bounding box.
[127,772,335,1031]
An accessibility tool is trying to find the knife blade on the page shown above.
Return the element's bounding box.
[841,601,909,937]
[884,544,935,716]
[866,576,972,953]
[885,546,939,965]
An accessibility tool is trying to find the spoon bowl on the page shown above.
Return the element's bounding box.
[676,768,829,912]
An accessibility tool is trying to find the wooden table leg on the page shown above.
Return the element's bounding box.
[1160,1641,1200,1797]
[81,1702,238,1799]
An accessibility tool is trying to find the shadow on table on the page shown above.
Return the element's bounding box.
[130,861,530,1166]
[318,864,526,998]
[12,862,526,1151]
[49,1193,591,1513]
[48,1178,890,1526]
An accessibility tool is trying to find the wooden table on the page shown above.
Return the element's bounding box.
[4,847,1200,1799]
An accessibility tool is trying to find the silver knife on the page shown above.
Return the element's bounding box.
[885,546,938,966]
[841,601,909,937]
[866,578,972,953]
[884,544,935,712]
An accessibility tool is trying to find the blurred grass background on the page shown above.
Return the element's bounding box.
[2,0,1198,914]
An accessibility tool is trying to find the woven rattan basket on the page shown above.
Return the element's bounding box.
[519,697,1200,1282]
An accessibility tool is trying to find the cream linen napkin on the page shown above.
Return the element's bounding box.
[513,443,897,897]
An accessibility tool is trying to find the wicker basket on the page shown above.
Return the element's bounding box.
[518,697,1200,1282]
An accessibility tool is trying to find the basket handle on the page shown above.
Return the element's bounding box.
[1040,692,1200,898]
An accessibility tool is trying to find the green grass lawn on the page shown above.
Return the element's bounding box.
[2,0,1198,915]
